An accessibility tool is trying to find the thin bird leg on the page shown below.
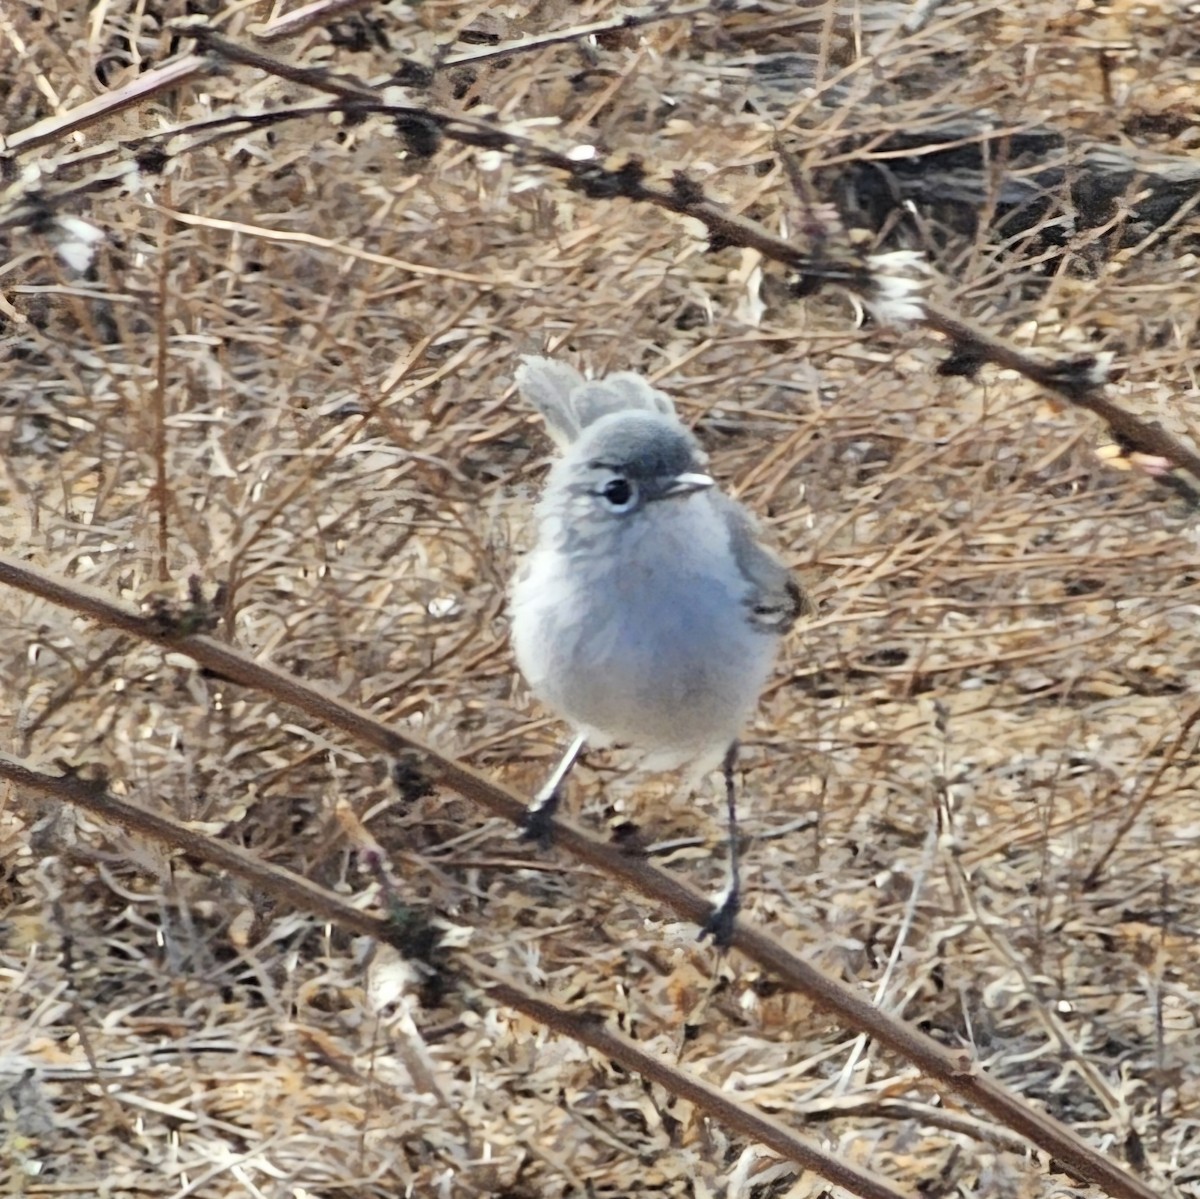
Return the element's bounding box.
[520,732,586,848]
[700,740,741,947]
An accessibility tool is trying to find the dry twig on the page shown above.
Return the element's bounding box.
[0,553,1162,1199]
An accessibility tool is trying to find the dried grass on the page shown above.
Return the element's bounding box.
[3,1,1200,1197]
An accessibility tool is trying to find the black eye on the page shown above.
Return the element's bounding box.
[600,478,636,510]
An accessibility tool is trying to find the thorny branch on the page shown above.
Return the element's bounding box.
[0,552,1162,1199]
[4,23,1198,500]
[0,746,916,1199]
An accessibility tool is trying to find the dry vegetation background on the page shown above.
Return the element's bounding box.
[4,0,1200,1196]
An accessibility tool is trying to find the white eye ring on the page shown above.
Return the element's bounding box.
[598,476,637,512]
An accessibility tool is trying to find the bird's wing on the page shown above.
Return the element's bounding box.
[716,492,811,631]
[515,357,676,448]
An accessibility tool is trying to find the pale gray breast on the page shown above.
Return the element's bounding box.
[513,491,780,757]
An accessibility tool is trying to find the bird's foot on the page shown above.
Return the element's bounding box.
[698,885,740,949]
[518,789,561,849]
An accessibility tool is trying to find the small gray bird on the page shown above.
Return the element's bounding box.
[509,356,807,944]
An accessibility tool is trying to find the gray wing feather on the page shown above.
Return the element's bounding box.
[717,492,810,631]
[516,357,677,448]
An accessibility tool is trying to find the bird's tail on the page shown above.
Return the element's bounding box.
[515,356,677,449]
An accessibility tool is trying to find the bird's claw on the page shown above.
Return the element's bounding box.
[698,889,740,949]
[518,792,560,849]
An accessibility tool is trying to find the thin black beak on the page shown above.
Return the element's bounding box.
[660,471,715,499]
